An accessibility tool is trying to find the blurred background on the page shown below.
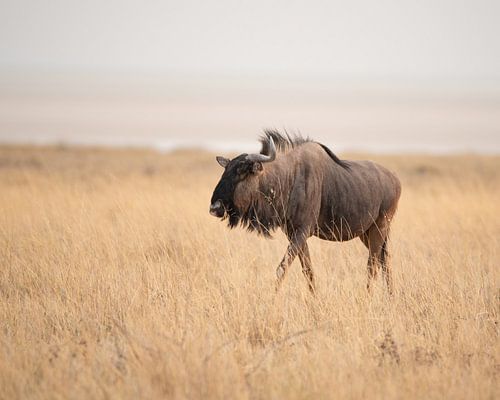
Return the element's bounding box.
[0,0,499,153]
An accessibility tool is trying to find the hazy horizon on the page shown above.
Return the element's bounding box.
[1,1,499,153]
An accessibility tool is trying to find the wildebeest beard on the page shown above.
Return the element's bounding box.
[224,195,280,237]
[223,199,241,228]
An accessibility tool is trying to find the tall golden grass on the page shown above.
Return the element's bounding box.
[0,145,498,399]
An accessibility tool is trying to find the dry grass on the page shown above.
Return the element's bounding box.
[0,145,498,399]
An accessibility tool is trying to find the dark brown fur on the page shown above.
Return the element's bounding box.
[211,130,401,294]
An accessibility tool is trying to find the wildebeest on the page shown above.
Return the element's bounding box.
[210,130,401,294]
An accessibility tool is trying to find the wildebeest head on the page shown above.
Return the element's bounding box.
[210,137,276,227]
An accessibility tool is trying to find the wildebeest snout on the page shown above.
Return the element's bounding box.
[210,200,224,217]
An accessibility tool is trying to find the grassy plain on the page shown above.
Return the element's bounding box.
[0,145,498,399]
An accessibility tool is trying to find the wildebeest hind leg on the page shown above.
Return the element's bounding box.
[380,239,393,295]
[361,221,389,293]
[298,243,315,294]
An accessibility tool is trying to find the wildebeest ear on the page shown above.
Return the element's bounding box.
[216,156,229,168]
[251,161,263,174]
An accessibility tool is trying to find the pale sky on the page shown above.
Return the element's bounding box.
[1,1,499,152]
[1,0,499,82]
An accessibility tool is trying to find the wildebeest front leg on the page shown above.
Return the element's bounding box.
[298,243,315,294]
[275,232,308,291]
[275,244,298,290]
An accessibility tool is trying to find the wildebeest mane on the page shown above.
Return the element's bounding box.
[318,143,350,170]
[260,129,311,153]
[260,129,350,170]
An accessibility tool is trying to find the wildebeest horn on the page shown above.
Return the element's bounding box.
[246,137,276,163]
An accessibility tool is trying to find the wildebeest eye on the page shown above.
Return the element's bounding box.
[236,162,250,176]
[237,161,262,178]
[236,166,248,179]
[251,162,263,174]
